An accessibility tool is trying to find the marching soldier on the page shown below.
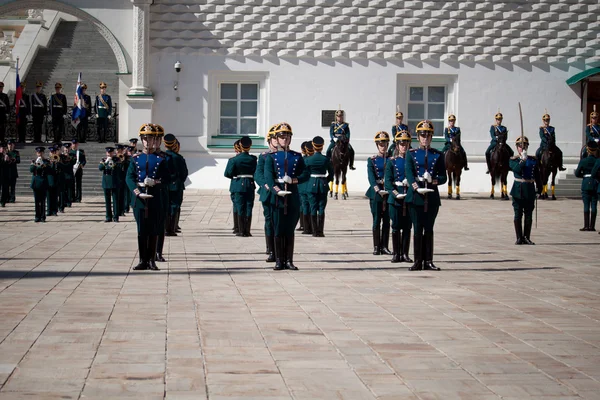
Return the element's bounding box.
[366,132,392,256]
[47,146,60,216]
[173,139,185,233]
[326,109,356,170]
[150,124,169,262]
[510,136,541,245]
[298,141,313,235]
[99,146,119,222]
[115,144,127,217]
[95,82,112,143]
[0,142,9,206]
[163,133,188,236]
[406,120,447,271]
[227,140,242,235]
[254,125,278,261]
[124,146,136,213]
[224,136,257,237]
[76,84,92,143]
[129,138,140,154]
[584,107,600,159]
[264,122,309,270]
[0,82,10,142]
[384,130,413,263]
[486,112,514,173]
[305,136,333,237]
[69,139,86,203]
[50,83,67,143]
[387,111,410,157]
[30,146,49,222]
[15,81,30,143]
[536,112,566,171]
[575,141,599,231]
[5,140,20,203]
[442,114,469,170]
[126,123,168,271]
[60,143,75,209]
[31,82,47,143]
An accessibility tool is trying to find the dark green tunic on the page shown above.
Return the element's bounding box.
[304,152,333,215]
[224,152,257,217]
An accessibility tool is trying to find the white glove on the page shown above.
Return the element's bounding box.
[282,175,292,184]
[108,115,112,120]
[144,177,155,187]
[35,157,42,164]
[378,190,388,197]
[27,115,33,122]
[521,150,527,160]
[402,178,408,186]
[277,190,291,197]
[423,171,432,183]
[63,114,69,120]
[139,193,153,199]
[333,137,338,142]
[95,114,99,118]
[396,193,406,199]
[595,138,599,143]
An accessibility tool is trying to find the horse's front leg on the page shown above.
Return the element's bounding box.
[551,170,557,200]
[490,173,495,199]
[456,171,461,200]
[447,171,453,199]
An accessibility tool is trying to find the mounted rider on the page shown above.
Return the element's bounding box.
[326,109,355,170]
[387,111,410,157]
[442,114,469,171]
[584,106,599,158]
[486,112,514,174]
[536,111,566,171]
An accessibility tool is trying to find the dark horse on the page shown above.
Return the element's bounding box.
[445,136,465,200]
[539,135,560,200]
[330,135,350,200]
[489,132,510,199]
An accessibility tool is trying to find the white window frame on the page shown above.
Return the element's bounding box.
[407,86,446,137]
[396,74,458,138]
[208,71,269,139]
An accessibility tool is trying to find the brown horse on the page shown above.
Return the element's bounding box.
[489,132,510,200]
[539,135,560,200]
[445,136,465,200]
[330,135,350,200]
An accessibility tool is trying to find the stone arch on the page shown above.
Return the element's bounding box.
[0,0,129,73]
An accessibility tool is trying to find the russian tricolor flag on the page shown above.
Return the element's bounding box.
[15,59,22,126]
[72,72,85,128]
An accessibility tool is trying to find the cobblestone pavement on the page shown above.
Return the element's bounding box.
[0,190,599,400]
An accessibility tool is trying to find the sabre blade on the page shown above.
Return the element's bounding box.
[518,102,524,143]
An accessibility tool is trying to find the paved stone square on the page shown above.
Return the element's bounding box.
[0,190,599,400]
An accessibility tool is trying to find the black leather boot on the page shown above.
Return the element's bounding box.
[156,232,166,262]
[273,236,285,270]
[423,233,440,271]
[580,212,590,231]
[148,236,160,270]
[590,212,597,232]
[514,220,524,244]
[175,210,182,233]
[380,223,392,255]
[166,214,177,236]
[133,235,149,270]
[523,218,535,245]
[236,214,245,237]
[266,235,276,262]
[391,231,401,263]
[305,214,314,235]
[285,235,298,270]
[297,213,304,231]
[232,212,239,234]
[310,215,318,237]
[408,233,423,271]
[318,214,325,237]
[245,216,253,237]
[372,227,381,255]
[402,229,413,262]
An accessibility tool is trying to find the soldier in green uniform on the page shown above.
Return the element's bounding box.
[442,114,469,170]
[95,82,112,143]
[0,142,9,206]
[46,146,60,216]
[60,143,76,209]
[227,140,242,235]
[76,84,92,143]
[536,112,566,171]
[387,111,410,157]
[406,121,447,271]
[575,141,599,231]
[298,141,314,235]
[255,125,278,261]
[129,138,140,154]
[126,123,168,271]
[486,112,514,173]
[31,82,47,143]
[224,136,257,237]
[151,125,169,262]
[6,140,20,203]
[15,82,30,143]
[583,108,600,158]
[384,130,413,263]
[591,149,600,235]
[366,132,392,255]
[173,139,185,233]
[115,144,127,217]
[50,82,67,143]
[163,133,188,236]
[326,110,356,170]
[305,136,333,237]
[99,146,120,222]
[124,146,136,213]
[70,139,86,203]
[509,136,542,245]
[30,146,49,222]
[264,122,309,270]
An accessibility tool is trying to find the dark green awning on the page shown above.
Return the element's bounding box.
[566,67,600,85]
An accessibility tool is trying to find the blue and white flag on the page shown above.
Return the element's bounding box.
[71,72,85,128]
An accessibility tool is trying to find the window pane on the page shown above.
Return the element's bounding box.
[241,119,257,135]
[409,87,423,101]
[428,104,445,120]
[220,118,237,134]
[241,101,257,117]
[407,120,418,133]
[220,101,237,117]
[408,103,424,120]
[220,83,237,99]
[432,121,444,136]
[241,84,258,100]
[428,86,445,103]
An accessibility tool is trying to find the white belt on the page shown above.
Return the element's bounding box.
[584,174,591,178]
[395,181,407,187]
[514,178,534,183]
[417,177,424,182]
[235,175,254,179]
[277,178,285,183]
[33,104,43,107]
[376,179,383,184]
[53,105,63,108]
[311,174,327,178]
[137,183,146,187]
